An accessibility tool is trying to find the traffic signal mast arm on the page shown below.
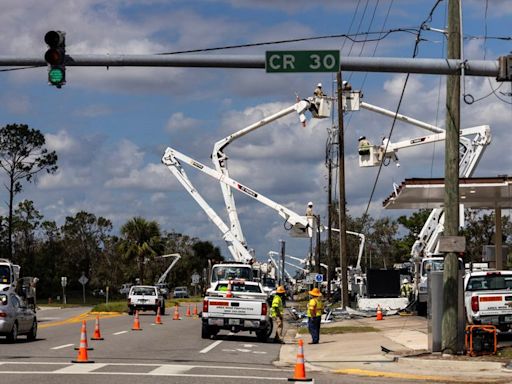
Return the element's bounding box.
[211,96,324,251]
[161,151,254,263]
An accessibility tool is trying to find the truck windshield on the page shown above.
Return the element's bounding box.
[0,265,10,284]
[422,259,464,277]
[211,266,253,283]
[215,283,262,293]
[466,274,512,291]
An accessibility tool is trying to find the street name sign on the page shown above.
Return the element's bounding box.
[266,50,339,73]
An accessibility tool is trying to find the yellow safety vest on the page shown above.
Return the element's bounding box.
[271,294,283,317]
[307,297,323,317]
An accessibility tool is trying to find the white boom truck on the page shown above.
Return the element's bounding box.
[346,90,491,313]
[154,253,181,298]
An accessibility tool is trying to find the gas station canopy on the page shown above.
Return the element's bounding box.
[383,176,512,210]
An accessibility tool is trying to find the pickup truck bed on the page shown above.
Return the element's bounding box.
[202,280,272,341]
[465,271,512,330]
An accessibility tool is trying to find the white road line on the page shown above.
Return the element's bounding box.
[0,371,287,380]
[50,344,74,350]
[54,363,107,373]
[149,364,194,375]
[199,339,222,354]
[113,331,128,335]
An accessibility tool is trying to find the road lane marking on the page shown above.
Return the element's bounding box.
[113,331,128,335]
[200,340,222,353]
[149,364,194,375]
[54,363,107,373]
[39,312,124,329]
[50,344,74,350]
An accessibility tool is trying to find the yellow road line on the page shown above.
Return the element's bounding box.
[39,312,124,329]
[334,368,471,382]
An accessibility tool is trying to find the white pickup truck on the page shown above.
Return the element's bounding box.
[464,270,512,331]
[202,280,272,341]
[127,285,165,316]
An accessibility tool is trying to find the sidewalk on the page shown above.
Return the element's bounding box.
[276,314,512,383]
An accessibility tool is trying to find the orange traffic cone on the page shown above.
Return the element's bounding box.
[154,306,163,325]
[289,339,312,382]
[376,304,383,321]
[193,304,198,318]
[72,320,94,363]
[91,315,104,340]
[186,304,191,317]
[132,310,143,330]
[173,304,181,320]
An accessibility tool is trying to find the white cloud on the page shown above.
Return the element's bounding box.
[166,112,201,133]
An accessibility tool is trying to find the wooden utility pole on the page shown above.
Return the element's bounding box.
[336,71,349,309]
[442,0,461,355]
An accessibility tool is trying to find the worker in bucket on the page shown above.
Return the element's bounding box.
[271,286,286,343]
[358,136,371,155]
[307,287,324,344]
[314,82,325,97]
[306,201,314,217]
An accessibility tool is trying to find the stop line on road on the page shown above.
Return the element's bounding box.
[0,361,289,381]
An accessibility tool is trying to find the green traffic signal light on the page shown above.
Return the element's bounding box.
[44,30,66,88]
[48,68,65,86]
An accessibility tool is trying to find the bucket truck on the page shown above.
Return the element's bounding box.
[345,89,491,313]
[154,253,181,298]
[163,146,366,296]
[211,95,332,250]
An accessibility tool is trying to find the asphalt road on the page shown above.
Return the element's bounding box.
[0,306,428,383]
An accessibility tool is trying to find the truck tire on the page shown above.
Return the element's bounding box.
[160,304,165,316]
[416,301,427,317]
[201,323,211,339]
[256,319,273,342]
[128,307,134,316]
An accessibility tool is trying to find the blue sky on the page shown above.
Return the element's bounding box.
[1,0,511,266]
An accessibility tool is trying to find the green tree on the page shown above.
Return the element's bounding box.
[120,217,162,284]
[12,200,42,276]
[61,211,112,290]
[0,124,58,259]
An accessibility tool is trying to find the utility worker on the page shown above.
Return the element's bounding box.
[271,286,286,343]
[306,202,314,217]
[400,278,413,300]
[307,287,324,344]
[314,83,325,97]
[358,136,371,155]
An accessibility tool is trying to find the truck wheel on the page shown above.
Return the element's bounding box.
[160,305,165,316]
[256,319,273,342]
[201,324,211,339]
[128,308,134,316]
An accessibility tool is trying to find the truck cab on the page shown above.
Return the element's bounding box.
[0,259,20,293]
[209,263,254,289]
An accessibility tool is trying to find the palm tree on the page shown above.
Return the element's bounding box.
[120,217,162,284]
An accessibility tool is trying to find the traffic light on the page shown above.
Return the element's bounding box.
[44,30,66,88]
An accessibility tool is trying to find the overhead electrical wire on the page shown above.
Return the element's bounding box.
[359,0,444,231]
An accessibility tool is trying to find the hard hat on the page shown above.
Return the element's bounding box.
[317,83,322,87]
[309,287,322,297]
[358,136,366,141]
[307,201,313,207]
[403,278,409,284]
[276,286,286,294]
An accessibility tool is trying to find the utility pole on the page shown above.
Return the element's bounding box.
[442,0,461,355]
[315,215,321,277]
[280,239,285,286]
[327,159,333,300]
[337,71,349,309]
